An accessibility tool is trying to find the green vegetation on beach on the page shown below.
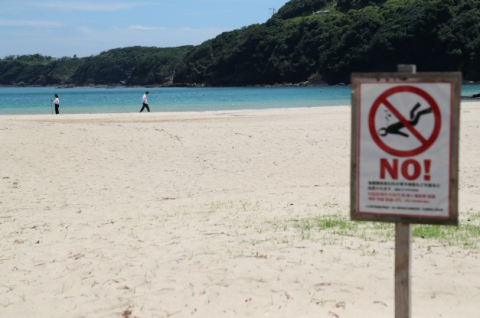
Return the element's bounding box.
[2,0,480,86]
[291,213,480,249]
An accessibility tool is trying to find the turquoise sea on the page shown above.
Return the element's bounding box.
[0,84,479,115]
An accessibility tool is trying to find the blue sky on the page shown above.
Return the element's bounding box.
[0,0,290,58]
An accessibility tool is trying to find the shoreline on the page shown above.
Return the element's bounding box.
[2,80,480,89]
[0,80,332,88]
[0,105,350,119]
[0,100,478,117]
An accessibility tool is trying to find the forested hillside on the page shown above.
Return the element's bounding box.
[0,55,83,86]
[68,46,192,86]
[0,46,192,86]
[175,0,480,85]
[1,0,480,86]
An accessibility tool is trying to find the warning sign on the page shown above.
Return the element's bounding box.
[350,73,460,225]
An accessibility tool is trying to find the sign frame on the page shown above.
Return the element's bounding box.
[350,72,461,225]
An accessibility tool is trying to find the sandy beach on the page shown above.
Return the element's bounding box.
[1,104,479,318]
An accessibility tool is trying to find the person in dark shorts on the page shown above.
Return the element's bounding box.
[51,94,60,114]
[140,91,150,112]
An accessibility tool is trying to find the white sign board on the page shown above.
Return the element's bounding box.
[351,73,460,225]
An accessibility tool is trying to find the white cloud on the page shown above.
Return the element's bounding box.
[0,19,63,28]
[34,1,150,12]
[185,10,230,17]
[128,25,156,30]
[48,25,230,56]
[0,24,230,57]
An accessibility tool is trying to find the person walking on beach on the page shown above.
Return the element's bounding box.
[140,91,150,112]
[51,94,60,114]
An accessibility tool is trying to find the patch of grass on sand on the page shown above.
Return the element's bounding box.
[202,199,480,249]
[413,222,480,249]
[291,215,394,243]
[291,211,480,249]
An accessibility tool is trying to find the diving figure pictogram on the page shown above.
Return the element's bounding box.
[378,103,432,137]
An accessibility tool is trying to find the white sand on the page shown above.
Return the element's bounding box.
[0,104,479,318]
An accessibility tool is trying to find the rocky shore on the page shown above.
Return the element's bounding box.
[0,80,328,89]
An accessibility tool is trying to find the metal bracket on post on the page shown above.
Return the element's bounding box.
[394,64,415,318]
[398,64,416,74]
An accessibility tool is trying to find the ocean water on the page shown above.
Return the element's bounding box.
[0,84,479,115]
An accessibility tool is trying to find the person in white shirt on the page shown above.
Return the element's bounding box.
[140,91,150,112]
[51,94,60,114]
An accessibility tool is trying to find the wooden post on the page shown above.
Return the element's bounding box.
[395,64,415,318]
[395,223,411,318]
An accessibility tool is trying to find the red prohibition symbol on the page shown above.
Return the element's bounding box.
[368,86,442,157]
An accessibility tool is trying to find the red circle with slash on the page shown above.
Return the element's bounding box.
[368,85,441,157]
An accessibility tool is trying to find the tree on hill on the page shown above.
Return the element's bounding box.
[275,0,329,19]
[336,0,388,12]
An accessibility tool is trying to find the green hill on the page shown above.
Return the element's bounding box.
[0,46,192,86]
[68,46,192,86]
[1,0,480,86]
[0,55,83,86]
[175,0,480,85]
